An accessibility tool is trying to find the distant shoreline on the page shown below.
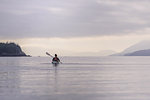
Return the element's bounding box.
[0,55,31,57]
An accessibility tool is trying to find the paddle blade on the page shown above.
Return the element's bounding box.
[46,52,50,56]
[46,52,54,58]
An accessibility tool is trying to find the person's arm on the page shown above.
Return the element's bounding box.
[58,58,60,62]
[52,58,55,61]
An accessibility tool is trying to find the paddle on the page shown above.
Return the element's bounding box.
[46,52,54,58]
[46,52,63,64]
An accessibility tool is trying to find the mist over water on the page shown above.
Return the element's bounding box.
[0,56,150,100]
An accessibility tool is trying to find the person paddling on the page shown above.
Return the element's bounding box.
[46,52,62,65]
[52,54,60,64]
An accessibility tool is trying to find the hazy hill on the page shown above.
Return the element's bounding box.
[124,49,150,56]
[112,40,150,56]
[76,50,116,56]
[0,42,27,56]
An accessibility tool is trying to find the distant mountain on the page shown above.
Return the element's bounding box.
[111,40,150,56]
[97,50,117,56]
[76,50,116,56]
[0,42,28,57]
[125,49,150,56]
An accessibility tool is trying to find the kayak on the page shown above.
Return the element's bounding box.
[52,61,59,66]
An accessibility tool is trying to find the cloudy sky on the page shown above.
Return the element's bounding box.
[1,0,150,56]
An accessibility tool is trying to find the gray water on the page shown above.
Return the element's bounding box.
[0,56,150,100]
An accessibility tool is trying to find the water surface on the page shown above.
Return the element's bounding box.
[0,56,150,100]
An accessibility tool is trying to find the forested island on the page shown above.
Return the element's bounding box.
[0,42,29,57]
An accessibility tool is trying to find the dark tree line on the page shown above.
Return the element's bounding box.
[0,42,26,56]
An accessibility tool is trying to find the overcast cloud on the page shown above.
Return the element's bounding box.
[0,0,150,38]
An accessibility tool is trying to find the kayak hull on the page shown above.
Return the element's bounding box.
[52,61,59,66]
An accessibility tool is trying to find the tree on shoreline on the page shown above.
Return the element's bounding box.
[0,42,26,56]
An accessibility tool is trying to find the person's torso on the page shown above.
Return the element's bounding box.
[53,57,59,61]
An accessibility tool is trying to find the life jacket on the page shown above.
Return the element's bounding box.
[53,57,59,61]
[54,57,58,61]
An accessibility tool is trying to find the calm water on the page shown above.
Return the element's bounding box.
[0,56,150,100]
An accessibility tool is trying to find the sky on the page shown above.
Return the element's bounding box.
[1,0,150,56]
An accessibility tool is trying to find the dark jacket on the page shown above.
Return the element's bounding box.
[52,57,60,62]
